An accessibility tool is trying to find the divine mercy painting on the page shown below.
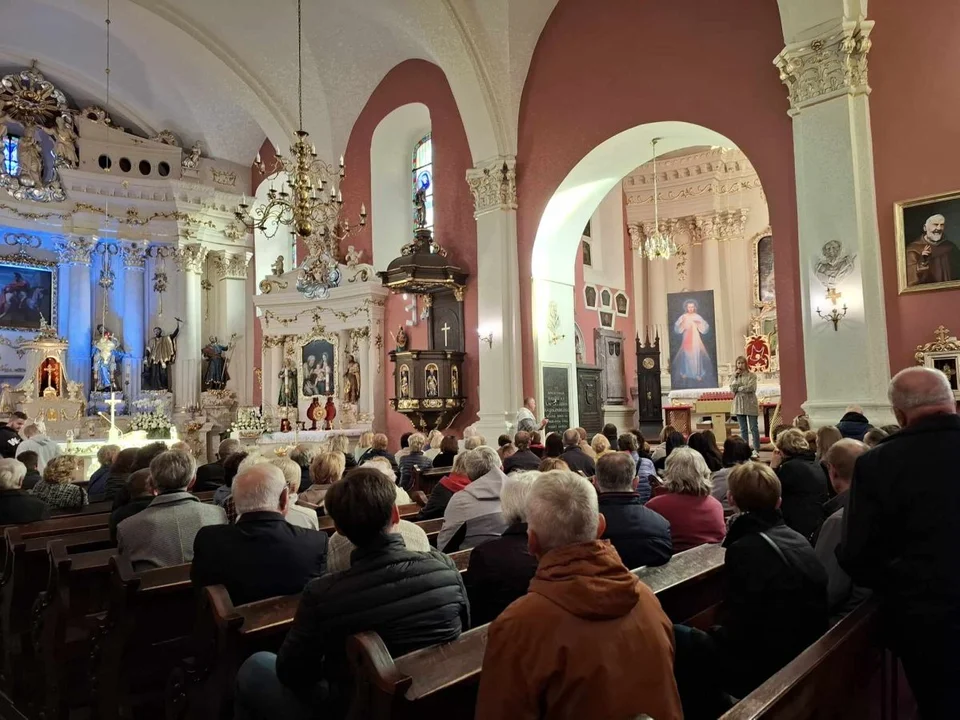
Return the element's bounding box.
[667,290,718,390]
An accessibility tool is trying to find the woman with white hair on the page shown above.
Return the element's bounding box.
[646,446,725,551]
[398,432,433,490]
[464,471,540,625]
[0,457,49,524]
[423,430,445,461]
[271,458,320,530]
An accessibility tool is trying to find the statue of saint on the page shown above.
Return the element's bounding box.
[43,115,79,168]
[202,336,231,390]
[16,130,43,187]
[345,245,363,267]
[413,187,427,229]
[92,325,124,391]
[395,325,408,351]
[278,359,298,407]
[143,318,181,391]
[271,255,285,276]
[343,353,361,404]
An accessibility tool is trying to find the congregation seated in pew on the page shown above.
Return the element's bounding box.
[299,450,344,507]
[272,457,321,530]
[595,451,673,568]
[18,449,41,491]
[437,445,508,552]
[117,449,227,571]
[673,460,827,717]
[363,456,413,505]
[476,469,683,720]
[771,428,829,542]
[463,470,539,625]
[234,466,469,720]
[398,432,432,489]
[86,443,119,497]
[192,463,327,605]
[559,428,596,476]
[416,449,470,520]
[195,437,242,491]
[502,430,541,474]
[0,456,49,524]
[108,468,154,541]
[646,446,726,552]
[30,455,88,511]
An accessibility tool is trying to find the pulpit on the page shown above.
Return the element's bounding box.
[389,350,466,431]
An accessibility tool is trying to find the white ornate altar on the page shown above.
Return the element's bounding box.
[254,262,388,433]
[12,323,86,426]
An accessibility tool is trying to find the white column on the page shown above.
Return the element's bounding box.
[172,244,206,411]
[698,223,728,364]
[211,251,252,404]
[57,237,94,395]
[264,339,282,414]
[775,19,894,426]
[467,157,523,438]
[120,244,147,401]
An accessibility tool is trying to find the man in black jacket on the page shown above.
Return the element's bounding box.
[0,457,49,525]
[841,367,960,718]
[234,467,469,719]
[836,404,872,440]
[502,431,541,474]
[194,438,241,491]
[192,463,327,605]
[595,452,672,569]
[109,469,156,541]
[0,412,26,459]
[560,428,596,476]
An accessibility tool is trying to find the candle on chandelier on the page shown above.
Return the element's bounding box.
[360,203,366,215]
[337,189,342,203]
[330,185,336,199]
[255,152,261,165]
[339,155,345,168]
[311,143,317,155]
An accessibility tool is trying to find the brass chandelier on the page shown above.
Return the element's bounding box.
[234,0,365,297]
[641,137,678,261]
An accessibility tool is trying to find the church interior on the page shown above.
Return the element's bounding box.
[0,0,956,718]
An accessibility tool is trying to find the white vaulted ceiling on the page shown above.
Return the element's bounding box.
[0,0,561,166]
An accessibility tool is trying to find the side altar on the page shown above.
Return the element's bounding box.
[254,259,388,433]
[8,321,86,427]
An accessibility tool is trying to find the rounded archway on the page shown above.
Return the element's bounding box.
[531,121,781,429]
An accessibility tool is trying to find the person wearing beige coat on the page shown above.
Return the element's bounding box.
[730,355,760,455]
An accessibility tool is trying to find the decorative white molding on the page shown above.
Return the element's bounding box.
[120,243,148,271]
[55,236,94,265]
[774,20,874,114]
[210,250,251,280]
[173,243,208,274]
[628,209,749,249]
[466,156,517,218]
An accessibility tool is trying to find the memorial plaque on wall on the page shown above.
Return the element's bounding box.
[542,365,571,432]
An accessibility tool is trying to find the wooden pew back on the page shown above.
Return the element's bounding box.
[317,503,423,534]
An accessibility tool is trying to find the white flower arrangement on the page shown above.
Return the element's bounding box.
[231,407,268,434]
[130,410,173,432]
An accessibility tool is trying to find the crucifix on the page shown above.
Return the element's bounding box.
[104,391,123,443]
[43,364,57,392]
[825,287,842,306]
[441,322,451,348]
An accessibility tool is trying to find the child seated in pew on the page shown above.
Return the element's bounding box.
[672,461,828,718]
[234,467,468,720]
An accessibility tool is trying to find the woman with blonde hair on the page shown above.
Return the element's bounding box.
[398,432,432,490]
[814,425,842,464]
[326,433,358,471]
[772,428,829,541]
[646,446,725,551]
[731,355,760,456]
[590,433,612,459]
[537,457,569,472]
[353,431,375,463]
[424,430,446,461]
[31,455,87,511]
[299,451,346,507]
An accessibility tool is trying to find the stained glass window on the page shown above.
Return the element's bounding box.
[412,134,433,231]
[2,136,19,176]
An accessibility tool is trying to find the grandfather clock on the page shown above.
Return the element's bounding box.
[636,329,663,439]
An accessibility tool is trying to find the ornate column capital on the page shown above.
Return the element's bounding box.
[774,19,874,115]
[466,155,517,218]
[56,236,94,265]
[120,243,148,271]
[173,243,208,274]
[210,250,251,280]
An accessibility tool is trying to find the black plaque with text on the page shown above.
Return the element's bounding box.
[542,366,570,432]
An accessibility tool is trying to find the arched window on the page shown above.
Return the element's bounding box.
[412,133,433,231]
[2,136,19,176]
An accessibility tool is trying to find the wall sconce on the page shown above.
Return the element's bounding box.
[478,329,494,348]
[816,304,848,331]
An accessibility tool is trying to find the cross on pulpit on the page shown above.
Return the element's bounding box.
[825,287,842,305]
[441,322,451,348]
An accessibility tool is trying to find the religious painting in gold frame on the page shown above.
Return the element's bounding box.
[750,227,775,311]
[915,325,960,400]
[298,331,339,401]
[895,190,960,294]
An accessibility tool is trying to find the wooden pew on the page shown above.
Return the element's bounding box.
[448,549,472,572]
[167,585,301,720]
[35,543,117,720]
[411,467,451,496]
[53,500,113,518]
[719,599,887,719]
[346,543,727,720]
[316,505,434,535]
[93,556,195,720]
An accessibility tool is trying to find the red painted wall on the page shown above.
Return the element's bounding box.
[340,60,480,448]
[870,0,960,373]
[517,0,804,417]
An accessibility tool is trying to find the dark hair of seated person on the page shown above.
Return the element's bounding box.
[17,450,38,471]
[221,452,248,488]
[543,433,564,458]
[665,431,687,456]
[687,432,723,472]
[497,434,512,448]
[721,436,753,467]
[127,468,155,497]
[324,467,396,547]
[440,435,459,454]
[133,441,168,472]
[111,447,140,477]
[399,432,412,449]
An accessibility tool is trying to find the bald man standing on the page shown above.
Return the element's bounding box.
[840,367,960,718]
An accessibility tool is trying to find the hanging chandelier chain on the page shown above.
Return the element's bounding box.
[105,0,111,109]
[297,0,303,132]
[652,137,659,230]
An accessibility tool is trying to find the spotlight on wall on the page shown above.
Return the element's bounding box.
[816,304,848,331]
[478,329,494,348]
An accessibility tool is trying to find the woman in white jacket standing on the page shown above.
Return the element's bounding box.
[730,355,760,457]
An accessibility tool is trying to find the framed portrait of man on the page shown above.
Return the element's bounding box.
[895,191,960,294]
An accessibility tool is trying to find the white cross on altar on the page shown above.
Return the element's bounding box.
[105,391,122,443]
[441,322,451,348]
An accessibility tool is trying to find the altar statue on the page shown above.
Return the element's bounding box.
[202,336,230,390]
[17,130,43,187]
[278,359,298,407]
[92,325,124,391]
[143,318,181,391]
[43,115,78,167]
[342,353,361,404]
